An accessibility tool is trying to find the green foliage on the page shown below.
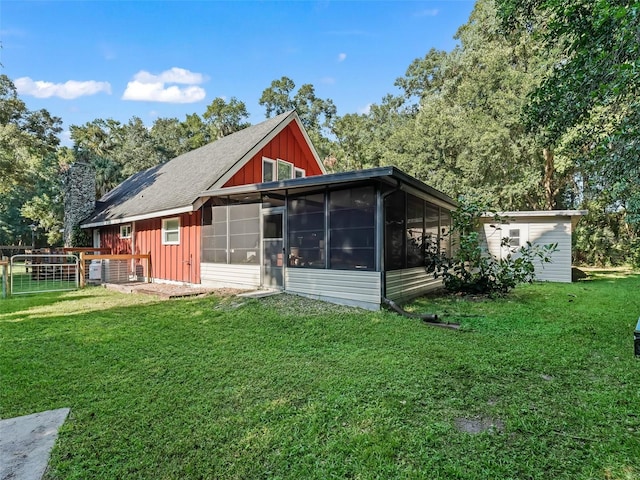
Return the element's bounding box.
[202,97,250,140]
[437,198,557,295]
[68,225,92,248]
[259,76,337,159]
[0,76,63,246]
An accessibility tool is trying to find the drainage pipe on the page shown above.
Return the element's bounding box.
[382,297,460,330]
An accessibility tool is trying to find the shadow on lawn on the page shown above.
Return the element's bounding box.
[0,292,98,315]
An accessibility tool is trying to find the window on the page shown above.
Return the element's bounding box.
[288,193,325,268]
[277,159,293,180]
[202,206,228,263]
[229,204,260,264]
[406,195,424,268]
[440,209,452,257]
[329,187,375,270]
[120,224,132,239]
[162,217,180,245]
[202,204,260,264]
[264,157,299,181]
[263,158,275,182]
[508,228,521,247]
[384,190,406,271]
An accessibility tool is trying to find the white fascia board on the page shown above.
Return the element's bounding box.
[482,210,588,219]
[81,205,194,229]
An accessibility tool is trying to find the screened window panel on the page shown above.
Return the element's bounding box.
[202,206,228,263]
[440,209,452,257]
[384,191,406,271]
[406,195,424,268]
[424,203,440,272]
[288,193,325,268]
[329,187,375,270]
[229,204,260,264]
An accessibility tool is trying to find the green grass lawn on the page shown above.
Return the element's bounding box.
[1,272,639,479]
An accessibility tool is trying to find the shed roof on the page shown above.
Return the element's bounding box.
[82,111,309,228]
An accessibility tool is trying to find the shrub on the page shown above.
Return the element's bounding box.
[432,198,557,296]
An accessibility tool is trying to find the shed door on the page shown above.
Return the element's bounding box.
[262,210,284,289]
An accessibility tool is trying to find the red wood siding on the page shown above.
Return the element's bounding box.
[100,226,132,254]
[224,123,323,187]
[134,211,202,284]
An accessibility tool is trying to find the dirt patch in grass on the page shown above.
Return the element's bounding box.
[454,416,505,435]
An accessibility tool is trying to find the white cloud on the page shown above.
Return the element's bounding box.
[122,67,207,103]
[338,53,347,62]
[15,77,112,99]
[359,104,372,115]
[414,9,439,17]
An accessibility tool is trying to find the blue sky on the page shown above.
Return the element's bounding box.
[2,0,475,143]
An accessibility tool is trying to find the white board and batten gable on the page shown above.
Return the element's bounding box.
[480,210,587,283]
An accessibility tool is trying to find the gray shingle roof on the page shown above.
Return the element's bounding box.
[82,111,296,227]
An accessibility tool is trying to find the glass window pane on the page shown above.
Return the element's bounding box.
[277,160,293,180]
[163,218,180,244]
[263,159,274,182]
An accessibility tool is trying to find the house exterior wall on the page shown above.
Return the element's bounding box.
[100,226,132,254]
[385,268,443,304]
[101,211,201,283]
[135,211,201,284]
[200,263,260,289]
[224,123,323,186]
[285,269,382,310]
[481,216,573,283]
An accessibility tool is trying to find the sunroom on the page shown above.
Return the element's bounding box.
[198,166,457,310]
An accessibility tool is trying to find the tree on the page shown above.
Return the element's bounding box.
[393,0,564,210]
[0,75,62,194]
[150,117,189,163]
[203,97,250,140]
[497,0,640,218]
[0,75,62,246]
[259,76,337,158]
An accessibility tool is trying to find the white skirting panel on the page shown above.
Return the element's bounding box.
[385,267,442,304]
[200,263,260,290]
[285,269,382,310]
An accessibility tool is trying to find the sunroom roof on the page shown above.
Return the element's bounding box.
[199,166,457,207]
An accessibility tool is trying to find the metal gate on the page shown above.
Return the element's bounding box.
[10,254,80,295]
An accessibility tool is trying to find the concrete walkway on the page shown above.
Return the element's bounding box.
[0,408,70,480]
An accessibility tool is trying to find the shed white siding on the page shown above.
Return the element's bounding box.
[201,263,260,289]
[285,269,382,310]
[385,268,442,303]
[480,211,585,283]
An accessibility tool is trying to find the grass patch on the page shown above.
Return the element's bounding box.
[1,275,640,479]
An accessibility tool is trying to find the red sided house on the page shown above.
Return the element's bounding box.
[80,111,458,310]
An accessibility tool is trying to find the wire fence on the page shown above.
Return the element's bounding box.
[10,254,79,295]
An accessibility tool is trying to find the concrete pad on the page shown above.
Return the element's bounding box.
[237,289,282,299]
[0,408,70,480]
